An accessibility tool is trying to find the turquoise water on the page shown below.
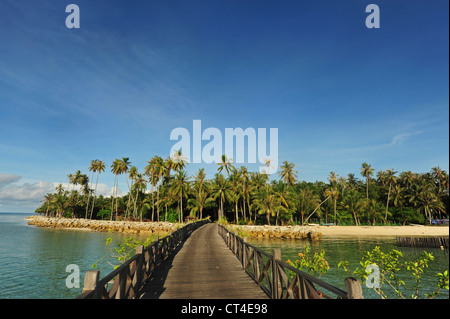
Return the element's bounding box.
[249,235,449,299]
[0,213,151,299]
[0,213,448,299]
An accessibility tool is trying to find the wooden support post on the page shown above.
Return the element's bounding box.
[82,270,99,292]
[243,237,247,268]
[134,245,144,295]
[272,249,281,299]
[345,277,364,299]
[153,236,160,266]
[78,270,100,299]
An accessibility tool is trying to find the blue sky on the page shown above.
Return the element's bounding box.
[0,0,448,213]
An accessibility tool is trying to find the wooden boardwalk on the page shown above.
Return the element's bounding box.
[139,223,268,299]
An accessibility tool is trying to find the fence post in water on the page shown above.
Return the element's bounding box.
[272,249,281,299]
[344,277,364,299]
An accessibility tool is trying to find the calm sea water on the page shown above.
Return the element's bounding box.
[0,213,448,299]
[0,213,151,299]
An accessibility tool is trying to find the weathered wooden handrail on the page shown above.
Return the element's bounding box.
[77,219,210,299]
[218,224,363,299]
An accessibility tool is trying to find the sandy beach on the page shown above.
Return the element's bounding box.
[316,225,449,237]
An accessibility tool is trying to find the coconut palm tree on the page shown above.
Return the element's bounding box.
[171,149,188,172]
[170,170,190,223]
[217,154,235,176]
[132,173,147,220]
[324,188,339,224]
[85,161,97,218]
[342,190,365,225]
[377,169,397,223]
[304,190,333,224]
[110,159,122,220]
[272,180,292,225]
[90,160,105,219]
[296,188,320,224]
[187,184,213,219]
[360,162,374,199]
[364,199,384,225]
[239,166,249,221]
[279,161,298,186]
[211,173,232,221]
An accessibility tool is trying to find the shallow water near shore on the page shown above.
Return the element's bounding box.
[0,213,448,299]
[0,213,152,299]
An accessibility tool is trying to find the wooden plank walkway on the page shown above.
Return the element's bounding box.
[139,223,269,299]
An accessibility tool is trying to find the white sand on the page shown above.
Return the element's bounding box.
[315,225,449,237]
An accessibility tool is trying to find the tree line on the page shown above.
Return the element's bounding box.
[35,153,449,226]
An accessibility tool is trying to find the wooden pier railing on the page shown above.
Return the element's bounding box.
[77,219,210,299]
[218,224,363,299]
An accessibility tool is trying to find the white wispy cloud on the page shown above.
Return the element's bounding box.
[0,174,122,212]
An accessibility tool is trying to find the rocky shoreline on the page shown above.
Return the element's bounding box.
[25,215,322,240]
[25,215,181,235]
[222,224,322,240]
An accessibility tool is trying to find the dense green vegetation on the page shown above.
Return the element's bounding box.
[35,154,449,226]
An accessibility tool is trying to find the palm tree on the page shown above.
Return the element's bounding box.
[296,188,320,224]
[273,181,292,225]
[217,154,235,176]
[110,159,122,220]
[342,190,365,225]
[89,160,105,219]
[211,173,232,221]
[154,156,166,221]
[391,184,405,209]
[279,161,298,186]
[132,173,147,220]
[431,166,447,197]
[193,168,207,199]
[145,157,158,220]
[347,173,358,189]
[304,190,333,224]
[359,199,383,225]
[85,161,97,218]
[187,183,213,219]
[377,169,397,223]
[171,149,188,172]
[360,162,374,199]
[324,188,339,224]
[413,185,445,224]
[400,170,415,190]
[239,166,250,221]
[126,166,139,219]
[229,171,243,223]
[170,170,190,223]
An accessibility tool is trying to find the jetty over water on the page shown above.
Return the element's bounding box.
[77,220,362,299]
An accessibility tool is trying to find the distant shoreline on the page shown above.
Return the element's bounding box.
[25,215,181,235]
[25,215,449,239]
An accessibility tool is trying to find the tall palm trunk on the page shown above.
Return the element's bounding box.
[90,173,99,219]
[385,183,392,223]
